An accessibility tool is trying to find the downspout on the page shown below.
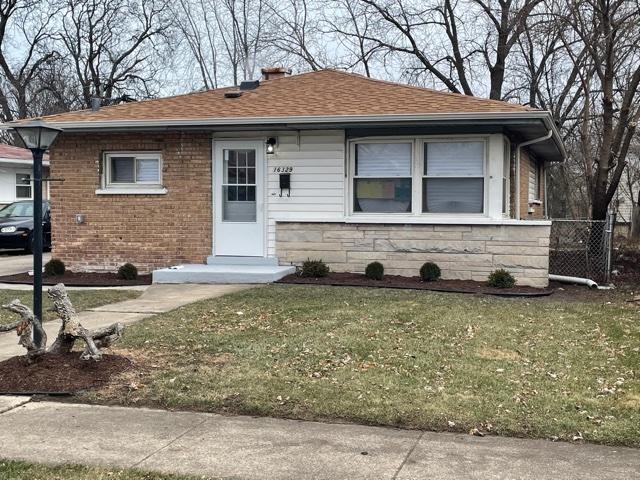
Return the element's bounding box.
[548,274,598,289]
[514,130,553,220]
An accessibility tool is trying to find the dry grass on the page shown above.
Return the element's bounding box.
[0,460,215,480]
[88,284,639,447]
[0,289,141,326]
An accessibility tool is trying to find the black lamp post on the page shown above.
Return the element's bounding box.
[12,119,62,347]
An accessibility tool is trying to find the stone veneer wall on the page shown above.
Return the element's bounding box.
[276,222,551,287]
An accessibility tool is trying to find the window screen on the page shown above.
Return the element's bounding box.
[110,157,136,183]
[106,154,161,186]
[423,141,484,213]
[136,158,160,183]
[354,143,412,213]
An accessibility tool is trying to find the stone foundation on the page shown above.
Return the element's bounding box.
[276,222,551,287]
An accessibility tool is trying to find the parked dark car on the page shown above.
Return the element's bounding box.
[0,200,51,253]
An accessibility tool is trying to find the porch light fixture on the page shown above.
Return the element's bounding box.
[266,137,277,154]
[11,119,62,347]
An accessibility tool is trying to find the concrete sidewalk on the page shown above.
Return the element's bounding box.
[0,283,251,361]
[0,400,637,480]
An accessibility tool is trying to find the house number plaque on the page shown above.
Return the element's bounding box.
[273,166,293,173]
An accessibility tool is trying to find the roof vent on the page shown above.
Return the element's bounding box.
[240,80,260,91]
[224,91,242,98]
[261,67,291,81]
[91,97,101,111]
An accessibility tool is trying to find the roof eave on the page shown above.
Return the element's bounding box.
[1,110,565,161]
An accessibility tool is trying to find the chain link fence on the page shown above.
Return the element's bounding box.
[549,214,615,284]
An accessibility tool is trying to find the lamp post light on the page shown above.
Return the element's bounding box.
[12,119,62,348]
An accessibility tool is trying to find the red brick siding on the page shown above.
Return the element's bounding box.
[49,132,212,273]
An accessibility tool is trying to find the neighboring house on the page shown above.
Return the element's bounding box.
[0,144,50,207]
[5,68,564,286]
[614,186,638,236]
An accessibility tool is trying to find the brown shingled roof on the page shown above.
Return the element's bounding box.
[38,70,535,124]
[0,144,49,161]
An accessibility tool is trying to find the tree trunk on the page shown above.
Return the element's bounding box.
[631,204,640,240]
[2,283,125,361]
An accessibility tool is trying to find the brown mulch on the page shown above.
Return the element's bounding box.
[0,271,152,286]
[278,272,553,297]
[0,352,133,394]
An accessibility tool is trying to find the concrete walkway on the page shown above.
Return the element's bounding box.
[0,400,637,480]
[0,283,251,361]
[0,251,51,276]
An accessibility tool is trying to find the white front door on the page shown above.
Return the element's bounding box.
[213,140,265,257]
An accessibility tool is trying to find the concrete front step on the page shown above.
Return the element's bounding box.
[153,264,296,284]
[206,256,279,266]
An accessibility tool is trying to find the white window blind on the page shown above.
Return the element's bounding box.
[356,143,412,177]
[136,158,160,183]
[423,141,485,214]
[111,157,135,183]
[105,153,162,188]
[423,178,484,213]
[425,142,484,176]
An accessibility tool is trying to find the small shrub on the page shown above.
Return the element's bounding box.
[300,259,329,278]
[44,258,65,276]
[420,262,441,282]
[365,261,384,280]
[487,269,516,288]
[117,263,138,280]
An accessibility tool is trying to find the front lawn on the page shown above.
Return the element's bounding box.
[0,460,214,480]
[0,289,141,325]
[91,285,639,446]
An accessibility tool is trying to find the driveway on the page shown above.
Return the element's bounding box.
[0,251,51,276]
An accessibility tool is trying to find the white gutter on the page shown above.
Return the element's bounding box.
[1,110,559,130]
[0,157,50,167]
[514,129,553,220]
[549,274,598,289]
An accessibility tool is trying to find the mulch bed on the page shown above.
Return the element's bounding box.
[0,352,132,394]
[0,271,152,287]
[278,272,553,297]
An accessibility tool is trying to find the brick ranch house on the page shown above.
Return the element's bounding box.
[7,68,565,287]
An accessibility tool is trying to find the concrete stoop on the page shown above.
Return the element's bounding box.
[152,262,295,284]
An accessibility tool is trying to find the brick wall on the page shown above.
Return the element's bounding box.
[276,222,551,287]
[519,150,545,219]
[49,132,212,273]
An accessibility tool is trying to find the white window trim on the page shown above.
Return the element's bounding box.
[98,151,166,195]
[15,172,33,200]
[347,135,490,218]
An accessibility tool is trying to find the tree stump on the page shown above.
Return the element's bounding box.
[1,283,125,361]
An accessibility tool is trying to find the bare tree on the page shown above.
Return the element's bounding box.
[58,0,172,107]
[172,0,221,89]
[0,0,59,123]
[554,0,640,220]
[341,0,543,99]
[264,0,326,72]
[213,0,269,85]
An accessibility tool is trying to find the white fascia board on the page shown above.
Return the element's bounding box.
[1,111,555,130]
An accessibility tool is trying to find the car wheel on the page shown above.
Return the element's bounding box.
[24,233,34,254]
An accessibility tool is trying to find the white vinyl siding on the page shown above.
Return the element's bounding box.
[216,131,345,256]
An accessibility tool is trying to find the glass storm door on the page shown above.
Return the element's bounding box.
[214,141,265,256]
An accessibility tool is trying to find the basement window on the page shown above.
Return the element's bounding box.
[99,152,166,194]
